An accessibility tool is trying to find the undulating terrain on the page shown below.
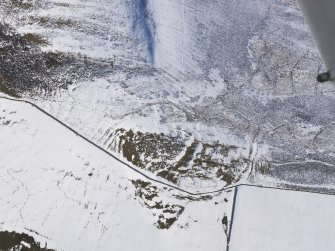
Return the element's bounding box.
[1,0,335,250]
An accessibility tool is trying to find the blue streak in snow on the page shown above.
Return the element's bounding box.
[131,0,155,64]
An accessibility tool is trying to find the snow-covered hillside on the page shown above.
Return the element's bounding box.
[2,0,335,249]
[1,0,335,203]
[0,97,232,250]
[137,0,320,84]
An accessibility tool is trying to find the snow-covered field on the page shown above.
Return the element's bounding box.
[3,0,335,249]
[0,97,232,250]
[229,186,335,251]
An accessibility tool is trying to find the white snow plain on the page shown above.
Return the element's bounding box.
[0,97,231,251]
[229,186,335,251]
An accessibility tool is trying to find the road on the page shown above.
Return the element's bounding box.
[1,95,335,197]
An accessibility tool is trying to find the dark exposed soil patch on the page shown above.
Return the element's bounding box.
[0,22,113,97]
[9,0,33,10]
[0,231,55,251]
[132,179,185,229]
[108,128,249,186]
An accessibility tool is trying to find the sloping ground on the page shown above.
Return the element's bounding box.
[0,0,137,60]
[106,128,249,186]
[145,0,322,86]
[0,97,232,251]
[2,0,335,197]
[0,22,112,97]
[229,186,335,251]
[2,1,335,249]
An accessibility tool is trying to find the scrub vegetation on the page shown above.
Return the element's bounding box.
[0,22,113,97]
[108,129,249,186]
[0,231,55,251]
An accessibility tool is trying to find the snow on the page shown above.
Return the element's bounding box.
[2,0,335,248]
[229,186,335,251]
[28,74,254,192]
[0,97,231,251]
[4,0,334,194]
[21,241,31,248]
